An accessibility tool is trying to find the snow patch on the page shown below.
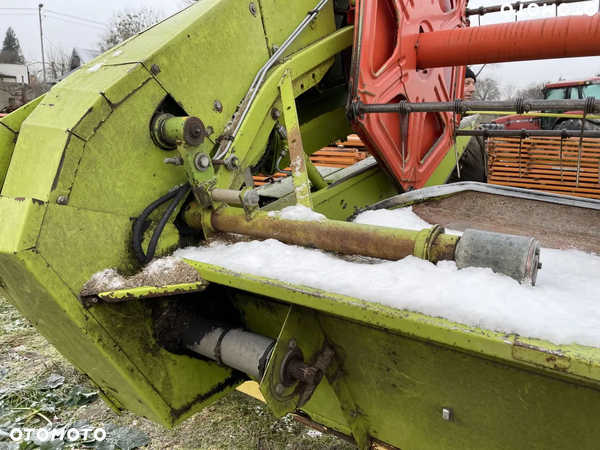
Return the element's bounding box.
[175,207,600,348]
[87,61,107,73]
[306,429,323,438]
[267,205,326,222]
[355,207,463,236]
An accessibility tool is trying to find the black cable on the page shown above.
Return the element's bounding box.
[145,183,191,264]
[132,183,189,265]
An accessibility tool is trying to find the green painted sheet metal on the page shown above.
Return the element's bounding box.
[183,260,600,387]
[186,261,600,449]
[96,281,209,302]
[258,0,336,58]
[0,0,355,429]
[0,96,44,191]
[319,312,600,450]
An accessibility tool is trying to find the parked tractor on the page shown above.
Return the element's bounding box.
[493,77,600,130]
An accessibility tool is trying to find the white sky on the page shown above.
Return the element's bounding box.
[1,0,600,88]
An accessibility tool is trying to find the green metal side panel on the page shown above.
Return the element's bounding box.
[186,262,600,449]
[0,0,306,427]
[0,97,44,191]
[259,0,337,57]
[319,314,600,449]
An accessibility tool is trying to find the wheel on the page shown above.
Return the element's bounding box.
[553,119,600,131]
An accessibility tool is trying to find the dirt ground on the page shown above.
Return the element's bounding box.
[0,296,355,450]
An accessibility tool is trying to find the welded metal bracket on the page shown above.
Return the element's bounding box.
[279,70,313,208]
[259,305,372,450]
[259,305,326,417]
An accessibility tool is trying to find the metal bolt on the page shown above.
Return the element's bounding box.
[249,2,257,16]
[538,262,543,269]
[271,108,281,120]
[275,383,284,395]
[213,100,223,113]
[288,338,297,349]
[164,156,184,166]
[224,155,239,171]
[151,64,161,75]
[194,153,211,171]
[56,196,68,205]
[442,407,453,421]
[242,190,260,207]
[206,126,214,136]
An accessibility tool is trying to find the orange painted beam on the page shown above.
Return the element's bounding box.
[417,15,600,68]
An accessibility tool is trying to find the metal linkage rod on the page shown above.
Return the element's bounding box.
[355,99,600,116]
[455,129,600,139]
[466,0,589,16]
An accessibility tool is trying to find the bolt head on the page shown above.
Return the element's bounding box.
[206,126,214,136]
[249,2,257,16]
[194,153,211,171]
[275,383,284,395]
[288,338,297,349]
[442,407,453,421]
[151,64,161,75]
[56,196,68,205]
[214,100,223,113]
[271,108,281,120]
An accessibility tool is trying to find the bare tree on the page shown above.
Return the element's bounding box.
[473,77,501,101]
[516,82,547,99]
[501,84,517,101]
[26,45,71,84]
[46,45,71,82]
[179,0,200,6]
[100,7,164,51]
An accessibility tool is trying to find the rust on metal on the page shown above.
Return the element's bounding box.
[279,70,313,208]
[184,206,460,264]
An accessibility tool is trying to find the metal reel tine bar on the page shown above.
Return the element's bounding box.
[559,129,566,182]
[452,99,462,178]
[576,97,595,187]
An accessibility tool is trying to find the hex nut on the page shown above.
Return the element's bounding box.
[214,100,223,113]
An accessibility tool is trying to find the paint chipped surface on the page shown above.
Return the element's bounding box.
[112,51,123,57]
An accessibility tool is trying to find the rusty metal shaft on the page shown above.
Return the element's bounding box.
[184,204,459,263]
[417,15,600,69]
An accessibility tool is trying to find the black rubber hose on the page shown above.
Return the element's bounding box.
[144,182,191,263]
[132,184,188,265]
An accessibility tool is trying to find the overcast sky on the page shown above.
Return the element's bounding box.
[1,0,600,89]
